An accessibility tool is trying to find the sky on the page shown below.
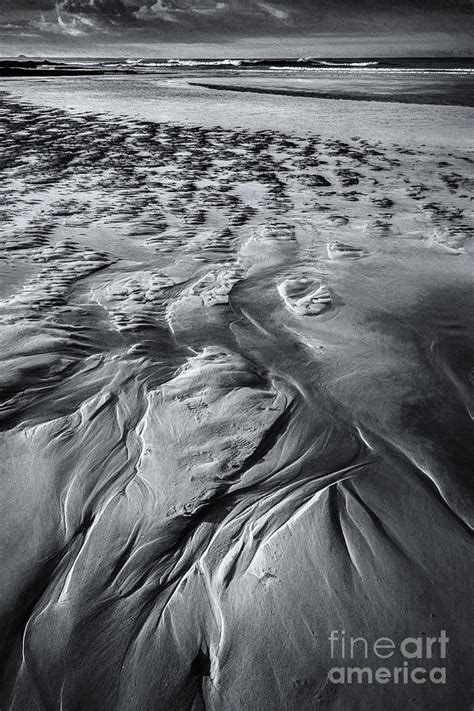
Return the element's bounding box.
[0,0,472,57]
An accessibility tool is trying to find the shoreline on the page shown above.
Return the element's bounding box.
[189,79,474,107]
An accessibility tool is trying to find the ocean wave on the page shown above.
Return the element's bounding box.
[3,56,473,77]
[133,58,244,68]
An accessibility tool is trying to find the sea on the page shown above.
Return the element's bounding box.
[3,55,473,108]
[55,56,474,73]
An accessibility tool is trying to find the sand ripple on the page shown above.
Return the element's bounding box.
[0,95,472,710]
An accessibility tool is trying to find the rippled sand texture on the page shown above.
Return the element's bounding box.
[0,96,473,710]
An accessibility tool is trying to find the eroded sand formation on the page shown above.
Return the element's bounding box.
[0,96,473,709]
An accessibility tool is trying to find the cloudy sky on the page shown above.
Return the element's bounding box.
[0,0,472,57]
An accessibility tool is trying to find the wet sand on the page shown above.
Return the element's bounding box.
[4,74,474,146]
[0,85,473,709]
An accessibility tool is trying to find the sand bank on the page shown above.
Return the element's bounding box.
[0,89,472,709]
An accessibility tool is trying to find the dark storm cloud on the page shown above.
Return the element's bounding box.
[58,0,132,15]
[0,0,472,50]
[1,0,52,8]
[133,0,293,37]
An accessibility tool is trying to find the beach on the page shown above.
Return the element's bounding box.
[0,72,473,709]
